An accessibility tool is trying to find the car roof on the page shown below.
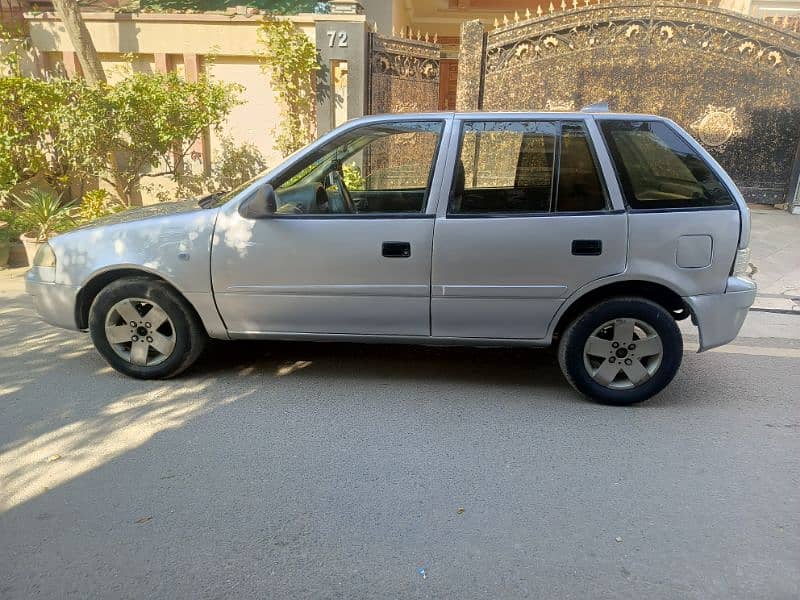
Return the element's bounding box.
[351,111,665,122]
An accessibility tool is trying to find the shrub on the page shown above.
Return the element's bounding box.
[150,136,269,201]
[102,71,243,204]
[0,71,242,206]
[0,76,107,198]
[0,207,33,239]
[343,162,366,191]
[212,137,268,192]
[14,189,75,241]
[74,189,124,224]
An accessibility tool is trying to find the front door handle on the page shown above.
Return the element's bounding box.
[572,239,603,256]
[382,241,411,258]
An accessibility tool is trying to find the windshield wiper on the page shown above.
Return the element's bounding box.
[196,191,227,209]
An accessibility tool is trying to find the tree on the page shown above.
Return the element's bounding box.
[101,72,243,204]
[49,0,107,86]
[139,0,319,13]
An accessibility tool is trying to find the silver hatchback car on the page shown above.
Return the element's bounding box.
[26,111,755,404]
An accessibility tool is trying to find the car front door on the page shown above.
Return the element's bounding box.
[431,116,628,340]
[211,118,450,337]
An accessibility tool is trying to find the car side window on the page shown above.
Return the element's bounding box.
[556,122,607,212]
[272,121,443,215]
[599,119,734,209]
[450,120,557,214]
[449,120,607,215]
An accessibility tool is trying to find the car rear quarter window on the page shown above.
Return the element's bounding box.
[599,120,734,210]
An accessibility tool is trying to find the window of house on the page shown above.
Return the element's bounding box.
[599,120,734,209]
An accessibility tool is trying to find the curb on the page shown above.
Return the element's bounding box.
[751,296,799,314]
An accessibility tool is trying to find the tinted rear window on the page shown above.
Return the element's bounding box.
[556,122,607,212]
[449,120,607,215]
[599,120,733,209]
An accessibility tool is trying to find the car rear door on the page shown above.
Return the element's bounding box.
[430,115,628,340]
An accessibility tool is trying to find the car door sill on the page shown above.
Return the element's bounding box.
[227,331,551,347]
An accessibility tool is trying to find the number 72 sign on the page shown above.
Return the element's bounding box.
[327,30,349,47]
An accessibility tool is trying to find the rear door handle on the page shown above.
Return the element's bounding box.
[572,239,602,256]
[382,241,411,258]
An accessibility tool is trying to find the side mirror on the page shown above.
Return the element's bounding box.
[239,183,277,219]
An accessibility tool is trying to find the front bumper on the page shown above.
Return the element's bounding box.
[25,268,81,331]
[684,277,757,352]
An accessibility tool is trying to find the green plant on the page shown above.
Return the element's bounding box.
[139,0,318,12]
[14,189,75,241]
[74,189,124,223]
[0,71,242,206]
[342,162,366,191]
[0,77,62,193]
[212,137,269,191]
[0,76,108,197]
[152,137,269,201]
[256,15,318,156]
[102,71,243,205]
[0,208,32,239]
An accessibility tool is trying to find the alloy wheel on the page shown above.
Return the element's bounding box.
[582,318,663,390]
[104,297,176,367]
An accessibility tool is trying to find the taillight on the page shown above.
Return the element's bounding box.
[731,246,751,277]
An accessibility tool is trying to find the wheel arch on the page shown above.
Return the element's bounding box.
[550,279,689,341]
[75,267,203,332]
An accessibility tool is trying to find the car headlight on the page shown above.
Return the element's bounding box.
[33,243,56,268]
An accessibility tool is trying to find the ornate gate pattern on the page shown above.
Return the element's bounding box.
[460,1,800,205]
[365,33,442,189]
[368,33,441,115]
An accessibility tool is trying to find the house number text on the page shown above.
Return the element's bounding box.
[327,30,348,48]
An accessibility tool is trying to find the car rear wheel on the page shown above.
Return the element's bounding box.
[89,277,206,379]
[558,297,683,405]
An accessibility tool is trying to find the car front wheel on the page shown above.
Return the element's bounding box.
[89,277,206,379]
[558,297,683,405]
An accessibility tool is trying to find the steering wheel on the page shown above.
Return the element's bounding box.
[329,170,356,214]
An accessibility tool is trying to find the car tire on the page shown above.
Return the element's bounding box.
[557,297,683,405]
[89,277,207,379]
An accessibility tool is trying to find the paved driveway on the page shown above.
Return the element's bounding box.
[1,272,798,599]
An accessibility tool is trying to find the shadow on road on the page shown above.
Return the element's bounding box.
[0,294,568,513]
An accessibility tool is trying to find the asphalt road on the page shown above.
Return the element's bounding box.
[1,277,798,599]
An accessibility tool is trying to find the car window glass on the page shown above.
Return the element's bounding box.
[450,120,557,214]
[599,120,734,209]
[272,121,443,215]
[556,122,607,212]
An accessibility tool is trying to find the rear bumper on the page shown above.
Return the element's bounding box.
[684,277,757,352]
[25,269,80,331]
